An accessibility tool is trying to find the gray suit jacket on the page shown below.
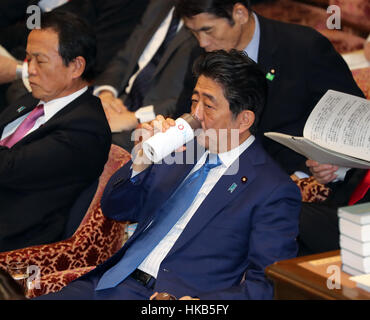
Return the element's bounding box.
[94,0,199,118]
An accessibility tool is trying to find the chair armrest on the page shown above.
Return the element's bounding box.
[27,266,96,298]
[291,175,331,203]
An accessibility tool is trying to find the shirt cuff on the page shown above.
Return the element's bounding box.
[293,171,310,179]
[332,167,351,183]
[131,168,141,180]
[135,105,156,123]
[21,62,32,92]
[93,85,118,98]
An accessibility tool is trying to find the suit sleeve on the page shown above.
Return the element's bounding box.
[306,32,365,101]
[0,123,109,190]
[198,182,301,300]
[93,0,165,93]
[100,161,153,222]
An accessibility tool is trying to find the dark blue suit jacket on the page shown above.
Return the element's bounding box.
[92,138,301,299]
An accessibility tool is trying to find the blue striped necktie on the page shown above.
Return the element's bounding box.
[96,153,222,290]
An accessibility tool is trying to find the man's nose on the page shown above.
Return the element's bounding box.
[192,102,203,121]
[27,60,36,76]
[198,34,211,50]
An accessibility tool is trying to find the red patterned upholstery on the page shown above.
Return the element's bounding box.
[318,29,366,54]
[253,0,366,53]
[0,144,131,297]
[329,0,370,33]
[291,175,331,202]
[352,66,370,99]
[28,266,96,298]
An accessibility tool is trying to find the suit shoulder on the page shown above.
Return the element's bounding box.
[5,93,37,109]
[73,91,105,113]
[251,142,299,189]
[260,15,331,50]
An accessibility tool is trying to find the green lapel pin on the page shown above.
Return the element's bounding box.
[228,183,238,194]
[266,68,276,81]
[17,106,26,113]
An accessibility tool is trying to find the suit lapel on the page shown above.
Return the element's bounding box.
[166,140,265,257]
[152,26,192,79]
[17,91,91,146]
[124,3,174,85]
[0,95,38,133]
[256,15,279,75]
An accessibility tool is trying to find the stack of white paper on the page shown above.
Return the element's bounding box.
[339,203,370,275]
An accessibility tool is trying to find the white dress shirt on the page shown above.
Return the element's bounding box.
[93,7,183,122]
[243,13,260,63]
[38,0,69,12]
[138,135,256,278]
[1,87,87,140]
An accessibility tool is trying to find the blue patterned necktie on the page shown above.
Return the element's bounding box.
[96,153,222,290]
[124,13,180,111]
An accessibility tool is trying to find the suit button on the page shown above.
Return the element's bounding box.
[163,268,169,272]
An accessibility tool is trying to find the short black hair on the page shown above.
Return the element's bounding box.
[40,11,96,81]
[175,0,251,23]
[192,50,267,135]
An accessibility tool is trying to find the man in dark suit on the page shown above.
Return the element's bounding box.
[175,0,364,175]
[94,0,200,151]
[0,0,148,109]
[298,161,369,256]
[37,50,301,300]
[0,11,111,252]
[0,0,95,60]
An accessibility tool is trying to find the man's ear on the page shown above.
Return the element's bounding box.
[69,56,86,79]
[238,109,255,134]
[232,3,249,25]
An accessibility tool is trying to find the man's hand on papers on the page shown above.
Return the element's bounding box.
[99,90,127,113]
[104,107,139,133]
[306,159,339,185]
[99,91,140,132]
[0,56,17,84]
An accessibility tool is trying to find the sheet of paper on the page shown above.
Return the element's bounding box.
[303,90,370,162]
[264,132,370,168]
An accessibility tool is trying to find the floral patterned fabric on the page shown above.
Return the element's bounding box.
[329,0,370,33]
[291,175,331,203]
[26,267,96,298]
[352,67,370,99]
[253,0,366,53]
[0,145,131,297]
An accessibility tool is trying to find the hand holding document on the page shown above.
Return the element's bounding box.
[265,90,370,169]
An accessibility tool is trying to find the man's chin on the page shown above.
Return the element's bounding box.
[30,88,44,101]
[197,133,219,153]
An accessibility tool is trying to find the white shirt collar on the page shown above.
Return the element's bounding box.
[243,13,261,63]
[197,135,255,169]
[217,134,255,168]
[39,86,88,122]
